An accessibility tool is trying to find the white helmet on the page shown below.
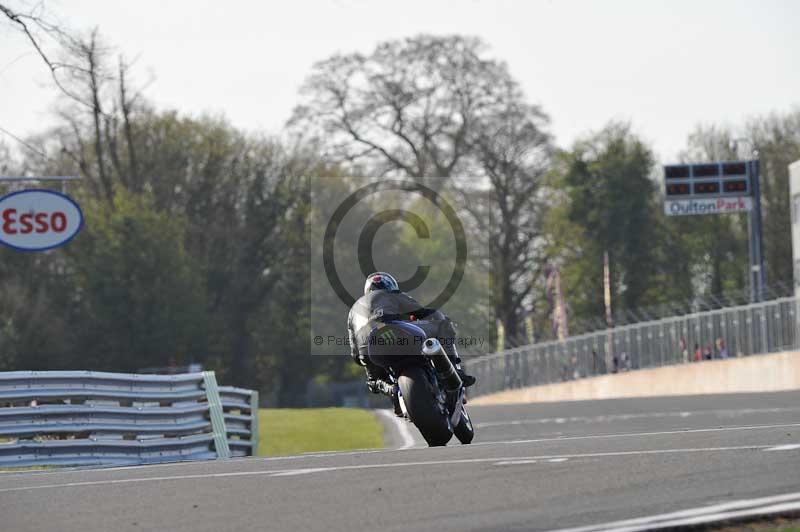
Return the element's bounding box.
[363,272,399,295]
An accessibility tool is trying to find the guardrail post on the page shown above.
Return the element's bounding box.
[795,299,800,350]
[202,371,231,459]
[250,390,260,457]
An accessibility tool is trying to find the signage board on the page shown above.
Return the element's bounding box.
[0,189,84,251]
[664,161,751,199]
[664,196,752,217]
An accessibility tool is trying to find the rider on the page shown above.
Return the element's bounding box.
[347,272,476,409]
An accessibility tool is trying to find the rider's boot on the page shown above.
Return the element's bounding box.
[449,354,476,387]
[368,379,404,416]
[367,378,393,395]
[391,393,403,417]
[458,369,477,388]
[442,343,476,388]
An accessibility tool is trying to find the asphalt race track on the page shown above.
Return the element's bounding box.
[2,391,799,532]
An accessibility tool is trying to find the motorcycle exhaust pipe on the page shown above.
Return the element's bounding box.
[422,338,462,392]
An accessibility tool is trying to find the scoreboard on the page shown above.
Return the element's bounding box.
[663,161,754,216]
[664,161,751,198]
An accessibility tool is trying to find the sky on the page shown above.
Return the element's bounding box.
[1,0,798,163]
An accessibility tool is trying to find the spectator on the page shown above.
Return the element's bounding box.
[592,350,606,375]
[715,337,728,359]
[619,352,631,371]
[703,344,712,360]
[679,337,688,363]
[693,343,702,362]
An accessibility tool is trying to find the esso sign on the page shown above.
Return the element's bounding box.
[0,190,84,251]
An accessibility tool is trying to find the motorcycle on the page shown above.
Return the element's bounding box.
[366,319,474,447]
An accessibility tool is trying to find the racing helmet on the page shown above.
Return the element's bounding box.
[364,272,399,295]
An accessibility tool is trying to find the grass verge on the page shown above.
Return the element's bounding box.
[0,466,61,473]
[711,515,800,531]
[257,407,384,456]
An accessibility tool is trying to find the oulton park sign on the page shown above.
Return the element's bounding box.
[662,161,755,217]
[664,196,752,217]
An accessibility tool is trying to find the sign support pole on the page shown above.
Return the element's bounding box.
[603,251,613,372]
[747,160,765,302]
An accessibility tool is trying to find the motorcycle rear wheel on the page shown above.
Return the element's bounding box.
[398,366,452,446]
[453,405,474,444]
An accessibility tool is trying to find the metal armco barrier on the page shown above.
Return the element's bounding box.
[0,370,259,467]
[467,296,800,397]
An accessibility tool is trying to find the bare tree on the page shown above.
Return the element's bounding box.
[290,35,518,183]
[0,2,93,109]
[293,33,556,348]
[461,98,553,347]
[2,3,147,202]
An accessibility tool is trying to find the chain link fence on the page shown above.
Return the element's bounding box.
[466,296,799,397]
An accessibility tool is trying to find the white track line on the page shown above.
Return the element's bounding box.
[470,422,800,447]
[1,422,793,480]
[764,444,800,451]
[474,406,800,428]
[375,409,416,450]
[0,443,783,494]
[0,422,793,481]
[495,459,541,466]
[551,491,800,532]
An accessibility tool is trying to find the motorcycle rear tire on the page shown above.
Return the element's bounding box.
[398,366,452,447]
[453,405,474,444]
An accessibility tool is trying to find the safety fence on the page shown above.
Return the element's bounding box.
[0,370,259,468]
[466,296,800,397]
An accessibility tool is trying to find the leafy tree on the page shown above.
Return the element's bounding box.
[460,96,553,346]
[17,97,323,396]
[673,111,800,301]
[552,123,666,325]
[65,190,206,371]
[0,250,71,371]
[674,125,749,300]
[746,110,800,287]
[0,189,206,373]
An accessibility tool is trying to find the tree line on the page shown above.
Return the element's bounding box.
[1,7,799,404]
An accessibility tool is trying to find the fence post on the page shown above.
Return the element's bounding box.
[202,371,231,459]
[795,299,800,351]
[250,390,260,457]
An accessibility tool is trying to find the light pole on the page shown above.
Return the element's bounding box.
[731,138,765,302]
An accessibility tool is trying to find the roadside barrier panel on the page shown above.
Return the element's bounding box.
[467,296,800,397]
[0,370,259,467]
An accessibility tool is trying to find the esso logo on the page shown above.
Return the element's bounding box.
[0,190,84,251]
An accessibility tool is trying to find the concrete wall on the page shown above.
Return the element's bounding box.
[470,351,800,405]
